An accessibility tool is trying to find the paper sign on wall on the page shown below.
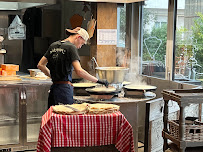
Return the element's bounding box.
[8,15,26,40]
[97,29,117,45]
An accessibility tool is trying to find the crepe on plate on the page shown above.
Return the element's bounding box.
[73,83,97,87]
[90,86,116,92]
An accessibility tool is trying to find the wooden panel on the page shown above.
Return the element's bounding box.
[72,56,90,79]
[96,3,117,67]
[97,45,116,66]
[90,3,97,60]
[165,0,176,80]
[144,98,179,152]
[97,3,117,29]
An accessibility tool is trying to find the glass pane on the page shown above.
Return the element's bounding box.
[117,4,126,48]
[142,0,168,78]
[175,0,203,85]
[25,84,49,142]
[0,87,19,145]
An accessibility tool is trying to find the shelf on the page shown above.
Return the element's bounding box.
[0,115,17,122]
[162,89,203,151]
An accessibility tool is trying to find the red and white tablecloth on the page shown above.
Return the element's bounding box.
[37,107,135,152]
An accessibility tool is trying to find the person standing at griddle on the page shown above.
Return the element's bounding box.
[37,27,108,108]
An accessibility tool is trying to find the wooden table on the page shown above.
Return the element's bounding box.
[37,106,135,152]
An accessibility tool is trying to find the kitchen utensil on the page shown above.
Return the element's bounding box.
[123,84,157,98]
[91,57,99,67]
[85,86,121,100]
[73,82,97,96]
[63,105,80,112]
[87,16,96,39]
[124,84,157,91]
[95,67,129,84]
[70,14,83,29]
[28,69,41,77]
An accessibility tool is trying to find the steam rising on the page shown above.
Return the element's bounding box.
[116,48,146,85]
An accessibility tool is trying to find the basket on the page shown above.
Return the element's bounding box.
[168,120,203,141]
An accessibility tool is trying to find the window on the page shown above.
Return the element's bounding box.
[141,0,168,78]
[155,22,167,28]
[174,0,203,85]
[117,4,126,48]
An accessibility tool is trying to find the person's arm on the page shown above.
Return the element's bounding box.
[72,60,98,82]
[37,56,51,77]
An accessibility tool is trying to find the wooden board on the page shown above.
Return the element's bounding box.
[95,3,117,67]
[144,98,179,152]
[0,76,21,81]
[20,75,51,80]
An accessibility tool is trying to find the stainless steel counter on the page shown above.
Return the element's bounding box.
[0,77,52,151]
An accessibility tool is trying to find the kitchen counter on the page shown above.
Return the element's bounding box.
[74,95,156,104]
[0,75,52,86]
[0,75,52,151]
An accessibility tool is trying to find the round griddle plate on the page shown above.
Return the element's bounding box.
[124,84,157,91]
[85,87,121,95]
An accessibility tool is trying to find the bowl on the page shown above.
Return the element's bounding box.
[28,69,41,77]
[95,67,129,84]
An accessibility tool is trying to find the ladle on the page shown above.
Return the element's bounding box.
[91,57,99,67]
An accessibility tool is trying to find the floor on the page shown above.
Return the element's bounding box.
[7,143,203,152]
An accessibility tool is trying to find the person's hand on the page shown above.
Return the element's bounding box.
[97,79,109,88]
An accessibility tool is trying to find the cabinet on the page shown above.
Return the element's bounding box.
[162,89,203,152]
[0,81,51,151]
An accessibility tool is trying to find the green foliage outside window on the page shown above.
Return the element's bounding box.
[192,12,203,72]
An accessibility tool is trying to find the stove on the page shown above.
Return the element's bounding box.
[74,94,156,104]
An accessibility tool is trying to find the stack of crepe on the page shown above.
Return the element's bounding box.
[52,103,88,115]
[87,103,120,114]
[53,103,120,115]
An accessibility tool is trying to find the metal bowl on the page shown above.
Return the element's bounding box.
[95,67,129,84]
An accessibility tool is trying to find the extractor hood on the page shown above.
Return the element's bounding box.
[69,0,144,3]
[0,0,56,10]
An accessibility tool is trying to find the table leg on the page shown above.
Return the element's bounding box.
[163,99,169,151]
[135,103,138,152]
[179,106,186,152]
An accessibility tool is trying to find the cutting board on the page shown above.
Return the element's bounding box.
[21,75,50,80]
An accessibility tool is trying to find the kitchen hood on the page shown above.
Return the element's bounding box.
[0,0,56,10]
[69,0,144,3]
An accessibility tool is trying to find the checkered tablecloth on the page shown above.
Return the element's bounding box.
[37,107,135,152]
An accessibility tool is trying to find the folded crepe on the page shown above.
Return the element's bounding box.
[53,103,120,115]
[87,103,120,114]
[53,103,88,115]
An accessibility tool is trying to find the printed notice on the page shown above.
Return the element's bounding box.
[97,29,117,45]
